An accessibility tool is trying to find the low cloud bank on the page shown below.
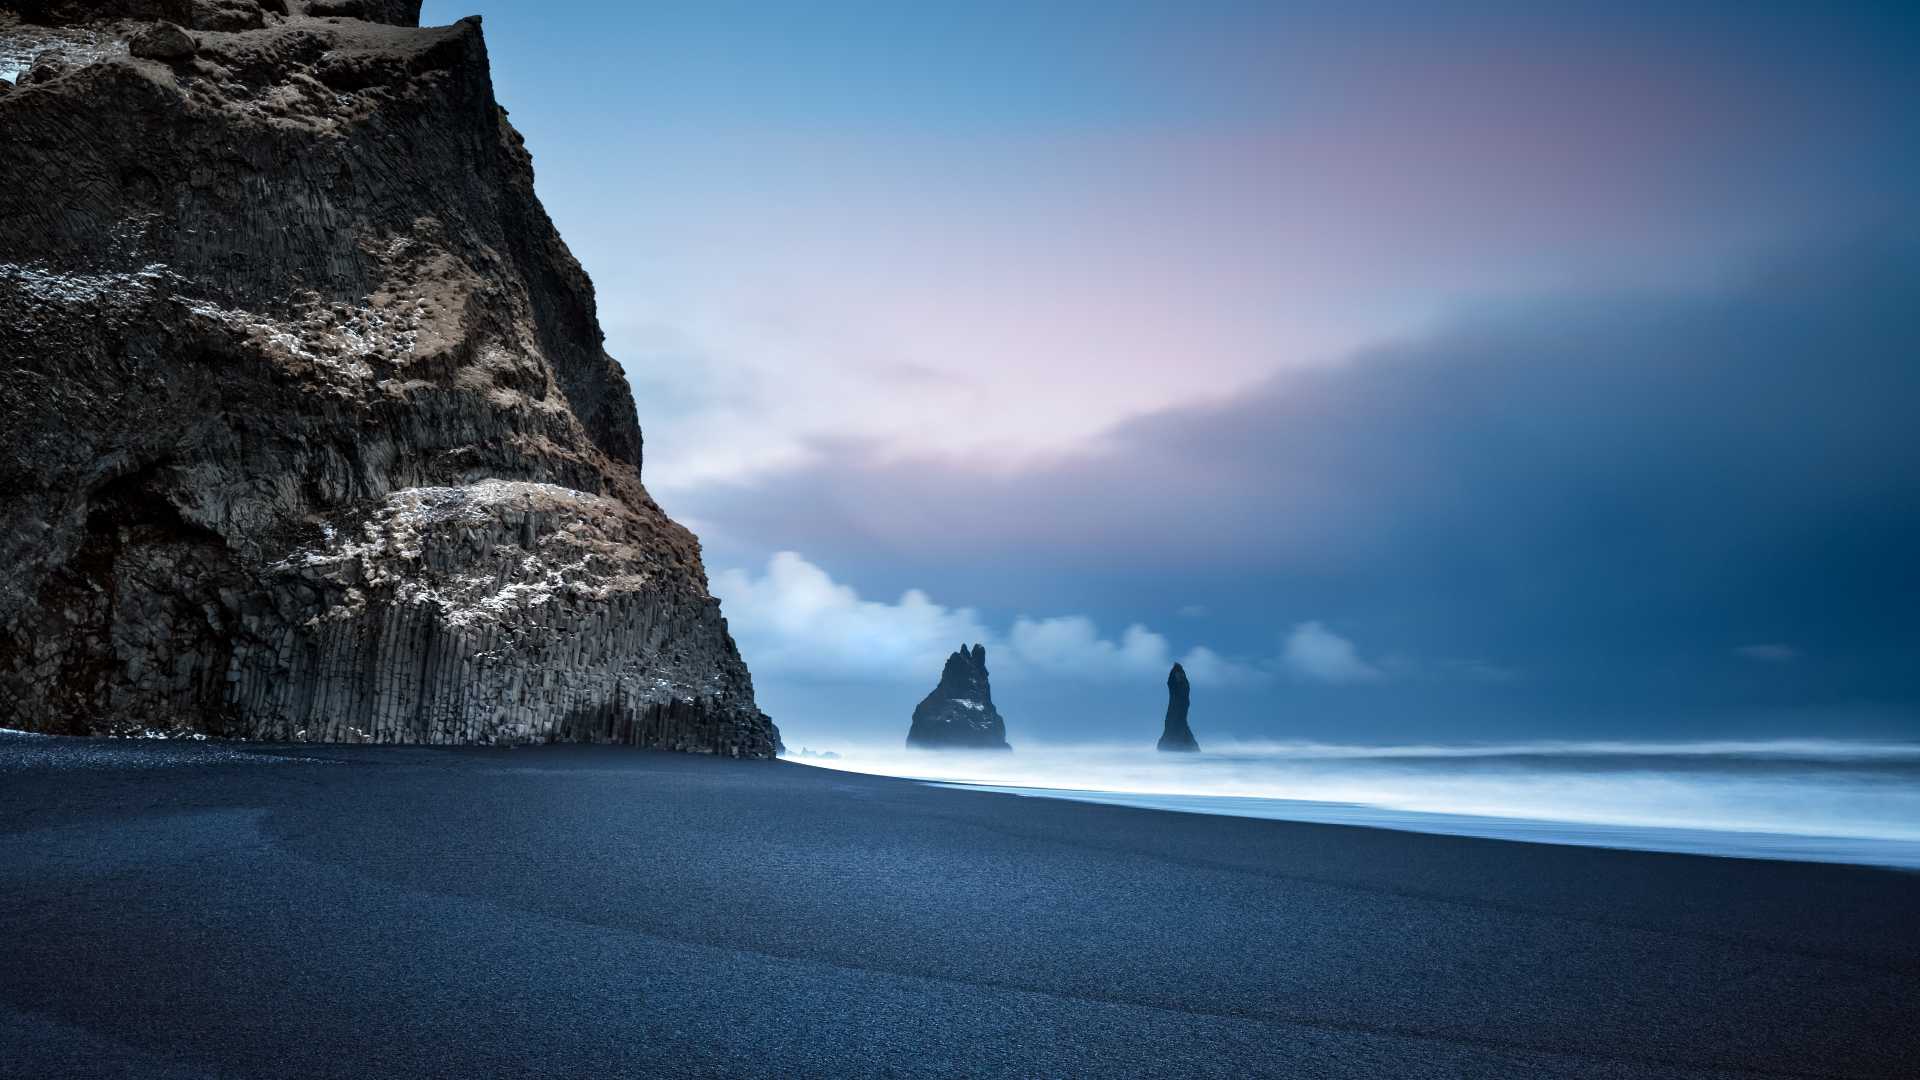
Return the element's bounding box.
[714,552,1281,687]
[713,553,1439,694]
[1282,622,1383,684]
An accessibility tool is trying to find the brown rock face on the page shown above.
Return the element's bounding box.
[0,6,781,755]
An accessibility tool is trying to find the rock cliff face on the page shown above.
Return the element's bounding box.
[1157,662,1199,752]
[906,644,1010,750]
[0,3,781,756]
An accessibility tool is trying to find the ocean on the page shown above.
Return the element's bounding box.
[789,739,1920,869]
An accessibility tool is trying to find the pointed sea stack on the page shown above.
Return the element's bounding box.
[1157,662,1200,752]
[906,644,1011,750]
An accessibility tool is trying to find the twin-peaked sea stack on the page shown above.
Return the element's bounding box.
[1157,662,1200,752]
[906,644,1011,750]
[0,2,779,756]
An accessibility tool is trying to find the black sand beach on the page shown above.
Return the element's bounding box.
[1,734,1915,1079]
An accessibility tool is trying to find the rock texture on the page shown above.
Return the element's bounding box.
[1157,662,1199,752]
[906,644,1010,750]
[0,5,780,756]
[126,20,193,59]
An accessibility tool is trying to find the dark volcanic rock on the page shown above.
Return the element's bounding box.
[0,7,780,756]
[127,21,195,59]
[1157,662,1199,752]
[189,0,265,32]
[301,0,419,26]
[20,49,67,81]
[12,1,192,23]
[906,644,1011,750]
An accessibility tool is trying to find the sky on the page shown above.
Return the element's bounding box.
[421,1,1920,747]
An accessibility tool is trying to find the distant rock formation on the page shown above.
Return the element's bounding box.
[906,644,1011,750]
[1157,663,1200,752]
[0,4,778,756]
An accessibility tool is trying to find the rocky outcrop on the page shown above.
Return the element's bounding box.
[906,644,1010,750]
[0,6,780,756]
[5,2,407,27]
[126,20,193,59]
[1157,662,1199,752]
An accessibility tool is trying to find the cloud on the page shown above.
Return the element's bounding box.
[713,552,1261,686]
[1179,645,1270,688]
[565,0,1920,499]
[1177,604,1209,618]
[709,552,990,681]
[1282,622,1384,684]
[1007,616,1169,679]
[1736,644,1800,663]
[680,240,1920,719]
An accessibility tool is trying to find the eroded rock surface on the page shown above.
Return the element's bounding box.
[906,644,1011,750]
[1157,662,1199,752]
[126,19,193,59]
[0,4,780,755]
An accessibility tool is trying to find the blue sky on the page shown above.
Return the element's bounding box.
[422,2,1920,746]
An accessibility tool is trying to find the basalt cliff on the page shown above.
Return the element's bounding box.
[0,2,781,756]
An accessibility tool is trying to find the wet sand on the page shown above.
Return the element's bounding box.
[1,733,1915,1078]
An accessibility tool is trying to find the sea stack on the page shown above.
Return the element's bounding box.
[906,644,1011,750]
[0,4,778,756]
[1157,662,1200,752]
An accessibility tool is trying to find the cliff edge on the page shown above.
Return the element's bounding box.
[0,3,781,755]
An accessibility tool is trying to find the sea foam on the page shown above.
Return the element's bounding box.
[788,738,1920,868]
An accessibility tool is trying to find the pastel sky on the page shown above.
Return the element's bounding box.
[423,1,1920,746]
